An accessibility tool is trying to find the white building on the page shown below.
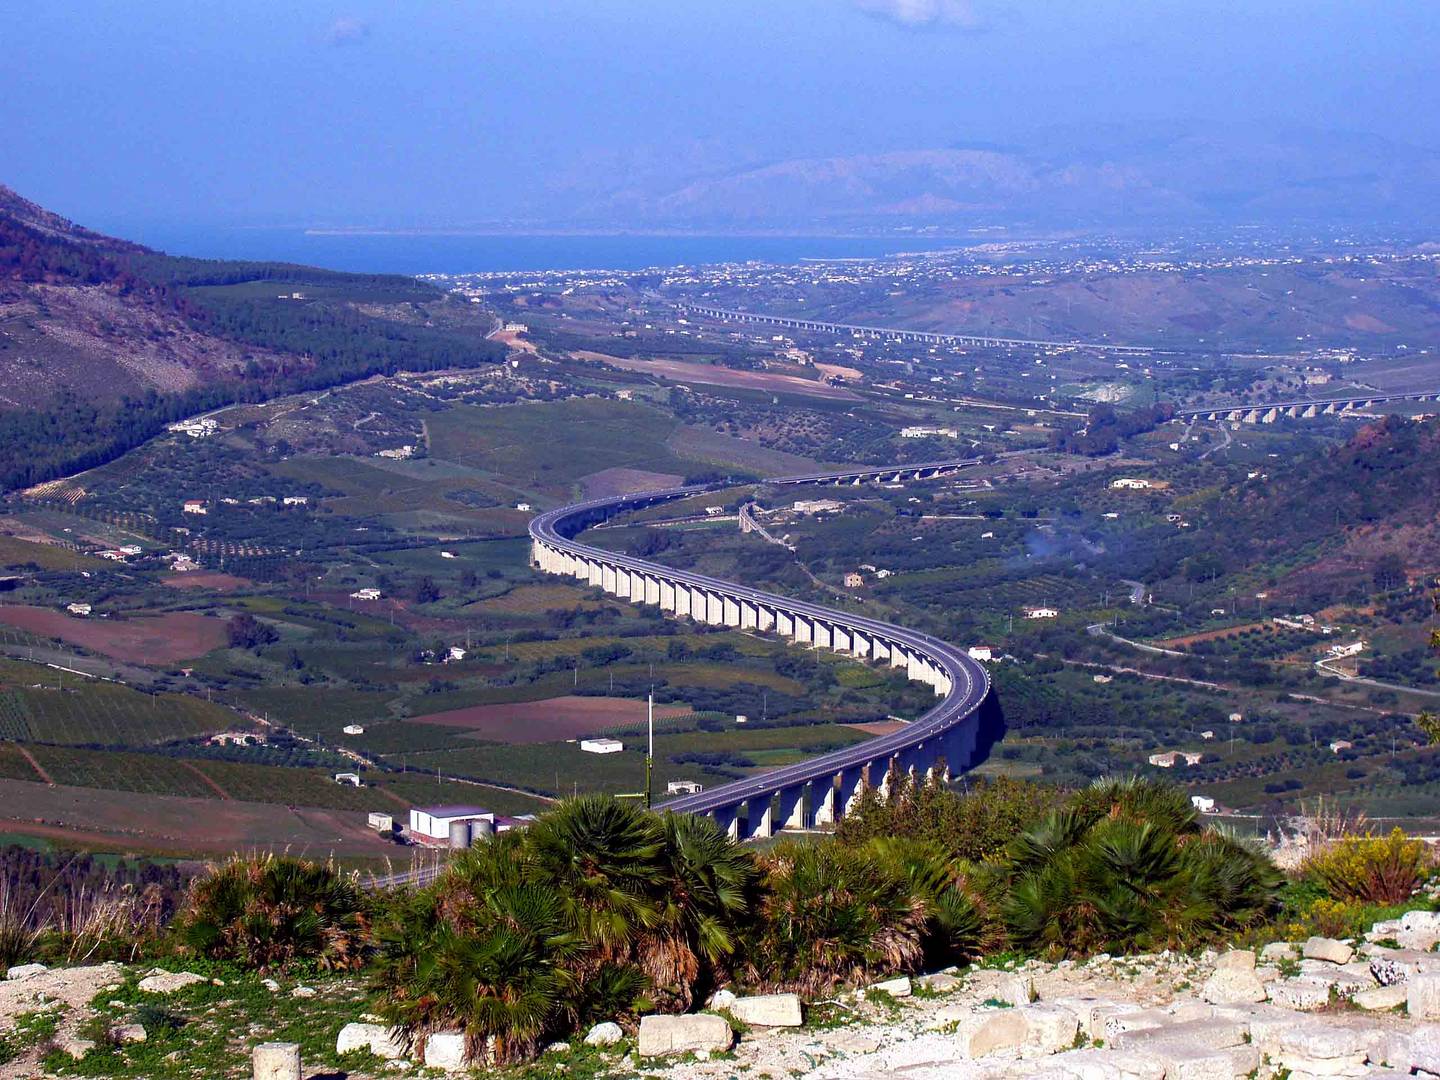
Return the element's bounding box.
[342,724,365,735]
[351,588,382,601]
[66,602,92,617]
[967,645,995,662]
[1024,606,1059,619]
[667,780,704,795]
[334,772,363,787]
[182,500,208,515]
[793,499,844,515]
[1328,640,1367,659]
[580,737,624,755]
[283,496,309,507]
[408,805,495,841]
[1110,478,1152,490]
[900,426,959,439]
[515,502,533,512]
[1191,795,1216,813]
[367,812,394,833]
[1329,740,1354,753]
[447,646,467,662]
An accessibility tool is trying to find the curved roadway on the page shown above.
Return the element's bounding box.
[529,461,992,818]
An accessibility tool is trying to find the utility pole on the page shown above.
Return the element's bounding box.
[644,692,654,810]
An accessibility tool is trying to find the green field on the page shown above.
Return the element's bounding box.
[0,660,234,745]
[0,534,106,572]
[425,398,705,493]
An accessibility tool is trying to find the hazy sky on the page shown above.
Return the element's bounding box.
[5,0,1437,231]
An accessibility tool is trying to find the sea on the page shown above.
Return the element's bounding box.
[122,225,964,276]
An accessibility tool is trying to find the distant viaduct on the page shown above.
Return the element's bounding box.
[680,303,1154,355]
[1175,393,1440,424]
[529,458,1001,840]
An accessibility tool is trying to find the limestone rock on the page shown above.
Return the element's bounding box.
[956,1009,1030,1058]
[583,1021,624,1047]
[1354,983,1407,1010]
[1409,973,1440,1020]
[1212,949,1255,972]
[1200,967,1267,1005]
[56,1036,96,1060]
[730,992,803,1027]
[336,1022,405,1060]
[709,988,737,1009]
[1302,936,1354,965]
[1267,975,1333,1011]
[111,1024,147,1044]
[1259,941,1299,962]
[1159,1043,1262,1080]
[1039,1047,1167,1079]
[636,1013,733,1057]
[423,1031,469,1072]
[252,1042,301,1080]
[545,1041,570,1054]
[1021,1003,1080,1054]
[869,975,913,998]
[914,971,961,993]
[5,963,47,980]
[290,985,316,998]
[137,970,207,994]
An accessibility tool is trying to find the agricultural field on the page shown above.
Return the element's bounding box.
[0,605,229,663]
[425,398,711,496]
[0,534,105,572]
[405,694,693,744]
[0,660,234,745]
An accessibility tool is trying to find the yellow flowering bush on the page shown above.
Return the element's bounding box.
[1303,828,1431,905]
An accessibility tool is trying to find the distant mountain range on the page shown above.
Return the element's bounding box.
[556,125,1440,230]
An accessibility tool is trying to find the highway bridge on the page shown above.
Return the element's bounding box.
[1176,390,1440,424]
[529,458,1000,841]
[680,303,1153,356]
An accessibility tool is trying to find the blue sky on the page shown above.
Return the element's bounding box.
[5,0,1437,230]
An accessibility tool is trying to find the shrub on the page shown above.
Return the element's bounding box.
[178,854,369,973]
[987,777,1280,957]
[1304,828,1431,905]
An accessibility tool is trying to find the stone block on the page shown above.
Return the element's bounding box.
[1040,1048,1167,1080]
[336,1022,405,1060]
[915,971,962,993]
[56,1037,95,1061]
[423,1031,469,1072]
[956,1009,1030,1058]
[111,1024,147,1044]
[1368,947,1440,986]
[1213,949,1255,972]
[1410,974,1440,1020]
[1397,1023,1440,1074]
[709,988,737,1009]
[1267,976,1333,1011]
[1200,968,1266,1005]
[1112,1017,1247,1054]
[5,963,46,980]
[1161,1044,1262,1080]
[252,1042,301,1080]
[636,1013,733,1057]
[1052,997,1141,1041]
[729,992,802,1027]
[869,975,912,998]
[1021,1004,1080,1054]
[1354,983,1407,1010]
[1260,941,1299,962]
[138,970,207,993]
[584,1021,624,1047]
[1303,936,1355,965]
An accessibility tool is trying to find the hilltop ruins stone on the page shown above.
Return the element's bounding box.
[730,992,803,1027]
[637,1013,733,1057]
[336,1022,405,1060]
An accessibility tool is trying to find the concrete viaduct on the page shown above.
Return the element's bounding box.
[529,460,1000,842]
[1176,391,1440,424]
[680,303,1153,356]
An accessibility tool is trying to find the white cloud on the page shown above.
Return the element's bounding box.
[325,16,371,46]
[853,0,990,30]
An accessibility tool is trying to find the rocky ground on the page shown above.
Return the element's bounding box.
[8,909,1440,1079]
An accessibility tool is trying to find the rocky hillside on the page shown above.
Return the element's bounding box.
[0,185,504,490]
[7,907,1440,1078]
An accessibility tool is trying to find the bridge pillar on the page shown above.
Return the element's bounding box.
[890,644,910,672]
[871,636,892,663]
[743,798,773,841]
[722,595,742,628]
[793,613,814,645]
[711,804,739,841]
[601,563,618,595]
[777,783,807,831]
[774,608,794,637]
[587,559,604,588]
[811,778,837,827]
[644,574,661,606]
[614,567,631,598]
[812,620,833,650]
[874,759,896,800]
[832,625,853,654]
[839,765,867,818]
[704,590,725,626]
[659,578,677,612]
[851,630,872,659]
[739,599,758,629]
[756,603,777,633]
